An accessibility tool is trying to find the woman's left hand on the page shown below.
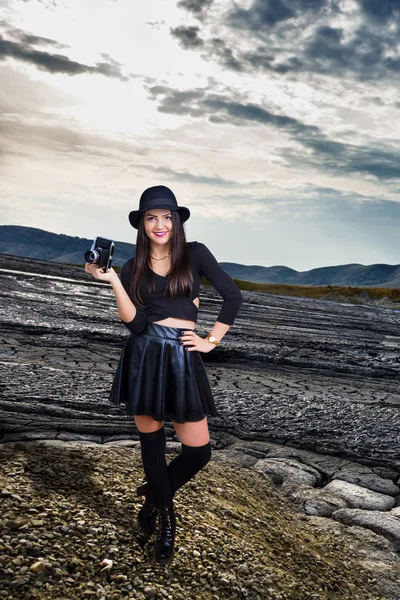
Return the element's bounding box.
[179,331,215,353]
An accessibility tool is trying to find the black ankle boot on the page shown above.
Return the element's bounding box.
[153,502,176,565]
[137,483,157,537]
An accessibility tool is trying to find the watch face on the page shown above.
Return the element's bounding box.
[209,336,217,343]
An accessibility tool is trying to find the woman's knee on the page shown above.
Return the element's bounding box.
[182,440,212,468]
[171,417,210,446]
[134,414,164,433]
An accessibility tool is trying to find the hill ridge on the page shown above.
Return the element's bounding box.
[1,225,399,287]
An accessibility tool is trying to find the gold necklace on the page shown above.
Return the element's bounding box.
[150,253,170,261]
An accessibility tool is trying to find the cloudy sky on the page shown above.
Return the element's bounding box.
[1,0,399,271]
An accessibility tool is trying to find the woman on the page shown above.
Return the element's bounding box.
[85,185,243,566]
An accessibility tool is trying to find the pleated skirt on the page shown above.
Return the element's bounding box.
[109,322,219,423]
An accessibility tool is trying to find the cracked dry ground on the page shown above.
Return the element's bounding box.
[1,254,399,466]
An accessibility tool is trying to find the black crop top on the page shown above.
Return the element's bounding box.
[119,241,243,334]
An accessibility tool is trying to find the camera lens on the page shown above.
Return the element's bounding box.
[84,250,99,263]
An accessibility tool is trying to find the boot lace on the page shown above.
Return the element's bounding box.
[157,507,173,537]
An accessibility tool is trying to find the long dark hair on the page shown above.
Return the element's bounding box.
[130,210,193,307]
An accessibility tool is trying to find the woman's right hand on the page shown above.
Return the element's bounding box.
[84,263,118,284]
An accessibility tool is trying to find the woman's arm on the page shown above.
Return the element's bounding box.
[110,276,140,325]
[196,242,244,326]
[84,262,147,334]
[207,321,231,344]
[180,243,243,352]
[179,321,231,353]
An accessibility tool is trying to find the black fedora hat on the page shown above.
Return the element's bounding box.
[128,185,190,229]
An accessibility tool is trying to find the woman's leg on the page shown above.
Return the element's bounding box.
[166,417,212,496]
[135,416,212,498]
[135,415,165,433]
[135,416,173,509]
[135,416,176,565]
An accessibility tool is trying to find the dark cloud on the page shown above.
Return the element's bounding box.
[305,25,348,69]
[170,25,204,49]
[21,33,59,46]
[148,84,400,181]
[228,0,293,29]
[303,23,400,78]
[124,163,263,188]
[203,97,319,136]
[0,30,129,80]
[295,137,400,181]
[171,26,243,69]
[148,165,240,186]
[0,20,65,48]
[358,0,400,20]
[174,0,400,81]
[208,38,243,71]
[148,84,319,135]
[177,0,214,20]
[228,0,330,30]
[145,21,166,29]
[236,43,303,74]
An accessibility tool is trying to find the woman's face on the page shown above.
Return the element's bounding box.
[144,208,173,246]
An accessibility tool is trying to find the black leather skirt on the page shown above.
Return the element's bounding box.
[109,322,219,423]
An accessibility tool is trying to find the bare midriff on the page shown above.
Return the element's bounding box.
[153,317,196,330]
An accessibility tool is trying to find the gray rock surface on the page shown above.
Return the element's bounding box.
[324,480,396,511]
[279,481,349,517]
[332,508,400,551]
[253,457,322,486]
[302,494,349,517]
[304,515,400,600]
[332,470,400,496]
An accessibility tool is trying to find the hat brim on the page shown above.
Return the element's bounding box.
[129,206,190,229]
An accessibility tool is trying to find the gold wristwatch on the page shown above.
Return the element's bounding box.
[206,334,219,346]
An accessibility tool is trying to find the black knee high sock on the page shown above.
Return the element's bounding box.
[166,441,212,496]
[138,428,173,509]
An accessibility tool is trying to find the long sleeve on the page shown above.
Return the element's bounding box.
[120,261,147,334]
[195,242,243,325]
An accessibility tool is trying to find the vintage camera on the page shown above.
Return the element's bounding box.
[84,236,115,272]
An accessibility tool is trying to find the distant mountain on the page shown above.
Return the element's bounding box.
[1,225,399,287]
[219,263,299,284]
[220,262,400,288]
[0,225,135,267]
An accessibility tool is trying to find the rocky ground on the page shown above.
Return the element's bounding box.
[1,439,399,600]
[1,253,400,599]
